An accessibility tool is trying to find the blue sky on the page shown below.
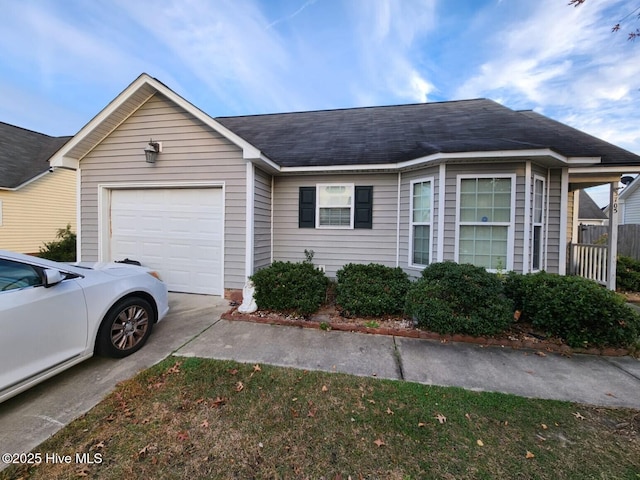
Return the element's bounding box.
[1,0,639,205]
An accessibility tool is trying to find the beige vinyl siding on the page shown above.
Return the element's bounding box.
[0,169,76,254]
[79,93,247,289]
[443,163,526,272]
[398,167,439,279]
[254,167,272,271]
[272,173,398,278]
[545,169,564,274]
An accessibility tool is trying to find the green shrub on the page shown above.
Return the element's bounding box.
[405,262,514,336]
[39,224,76,262]
[617,255,640,292]
[512,271,640,348]
[250,261,328,316]
[336,263,410,317]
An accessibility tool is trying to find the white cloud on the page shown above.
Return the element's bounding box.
[350,0,438,104]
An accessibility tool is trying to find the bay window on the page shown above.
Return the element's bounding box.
[457,176,514,270]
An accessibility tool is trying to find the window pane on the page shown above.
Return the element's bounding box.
[532,225,542,269]
[319,207,351,226]
[319,185,352,207]
[412,181,431,223]
[534,179,544,224]
[458,225,508,269]
[412,225,430,265]
[459,178,511,223]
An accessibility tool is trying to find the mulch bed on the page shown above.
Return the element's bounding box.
[222,304,635,358]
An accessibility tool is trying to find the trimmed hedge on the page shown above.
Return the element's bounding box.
[250,261,328,315]
[336,263,411,317]
[405,262,514,336]
[617,255,640,292]
[505,271,640,348]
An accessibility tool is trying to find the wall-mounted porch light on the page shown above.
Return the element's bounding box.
[144,139,162,163]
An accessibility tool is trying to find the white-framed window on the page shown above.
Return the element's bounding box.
[456,175,515,271]
[409,178,433,267]
[316,183,354,228]
[531,176,546,271]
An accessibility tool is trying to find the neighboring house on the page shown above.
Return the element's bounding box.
[577,190,608,226]
[50,74,640,296]
[0,122,75,254]
[617,175,640,224]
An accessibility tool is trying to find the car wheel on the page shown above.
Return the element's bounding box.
[96,297,155,358]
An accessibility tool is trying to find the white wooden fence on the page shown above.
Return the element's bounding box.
[568,244,608,285]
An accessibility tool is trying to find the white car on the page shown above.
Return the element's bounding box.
[0,250,169,403]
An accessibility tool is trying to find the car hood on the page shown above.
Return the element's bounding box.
[71,261,151,276]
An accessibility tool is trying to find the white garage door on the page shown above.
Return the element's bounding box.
[110,188,223,295]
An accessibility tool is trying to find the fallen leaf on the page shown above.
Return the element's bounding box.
[229,368,239,376]
[373,439,386,447]
[307,408,317,418]
[200,419,210,428]
[535,351,546,357]
[418,422,426,428]
[91,441,105,450]
[605,392,618,398]
[526,451,535,459]
[322,385,329,392]
[177,431,189,441]
[76,466,90,477]
[465,413,472,421]
[253,364,262,373]
[573,412,585,420]
[435,413,447,424]
[541,424,548,430]
[386,407,394,415]
[212,396,226,407]
[477,439,484,447]
[166,361,182,374]
[236,381,244,392]
[291,408,299,418]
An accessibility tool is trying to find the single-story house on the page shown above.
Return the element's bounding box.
[616,175,640,225]
[0,122,75,254]
[50,73,640,295]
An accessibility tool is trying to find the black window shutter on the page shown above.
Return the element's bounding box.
[299,187,316,228]
[354,186,373,229]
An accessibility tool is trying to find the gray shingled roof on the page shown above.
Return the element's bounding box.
[0,122,71,189]
[579,190,607,220]
[216,99,640,168]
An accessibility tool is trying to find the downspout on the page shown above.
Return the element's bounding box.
[523,161,532,273]
[245,162,255,280]
[543,169,551,271]
[437,163,446,262]
[76,168,82,261]
[270,175,274,264]
[396,172,401,267]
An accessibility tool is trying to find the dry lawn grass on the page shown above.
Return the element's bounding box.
[3,357,639,479]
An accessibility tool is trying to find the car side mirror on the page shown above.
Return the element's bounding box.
[43,268,64,287]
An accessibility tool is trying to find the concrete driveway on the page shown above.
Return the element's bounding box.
[0,293,228,469]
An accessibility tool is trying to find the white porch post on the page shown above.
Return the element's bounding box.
[606,182,619,290]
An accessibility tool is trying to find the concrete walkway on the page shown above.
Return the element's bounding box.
[176,318,640,410]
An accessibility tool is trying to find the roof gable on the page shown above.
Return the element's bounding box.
[0,122,71,189]
[578,190,607,220]
[49,73,260,169]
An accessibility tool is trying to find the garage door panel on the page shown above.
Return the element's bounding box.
[110,188,223,295]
